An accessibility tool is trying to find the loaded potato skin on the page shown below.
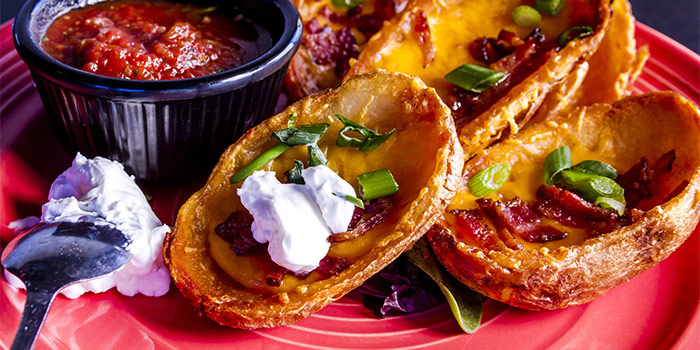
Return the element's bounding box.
[428,92,700,310]
[164,72,463,328]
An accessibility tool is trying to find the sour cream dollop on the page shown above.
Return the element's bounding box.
[5,153,171,298]
[237,166,356,273]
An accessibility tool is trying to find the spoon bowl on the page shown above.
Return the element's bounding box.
[1,221,132,350]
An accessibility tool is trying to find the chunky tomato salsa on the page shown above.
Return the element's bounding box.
[42,0,271,80]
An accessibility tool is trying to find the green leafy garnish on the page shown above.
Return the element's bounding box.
[467,163,511,197]
[272,123,330,146]
[445,64,505,93]
[335,114,395,152]
[558,26,594,47]
[333,192,365,209]
[535,0,566,17]
[358,169,399,200]
[332,0,364,8]
[230,143,291,183]
[287,160,305,184]
[407,237,482,333]
[571,160,619,179]
[308,144,328,166]
[511,5,541,27]
[543,145,572,185]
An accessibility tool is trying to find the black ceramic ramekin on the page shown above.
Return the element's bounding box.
[13,0,302,184]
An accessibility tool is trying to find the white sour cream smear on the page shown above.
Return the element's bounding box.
[237,166,356,273]
[5,153,171,298]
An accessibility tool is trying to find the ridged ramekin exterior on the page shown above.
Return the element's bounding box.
[29,67,287,183]
[14,0,301,184]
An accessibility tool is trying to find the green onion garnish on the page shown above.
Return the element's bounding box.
[445,64,506,93]
[467,163,511,197]
[543,146,572,185]
[335,114,395,152]
[558,26,594,47]
[230,143,291,183]
[571,160,619,179]
[559,170,624,203]
[287,113,297,128]
[287,160,305,184]
[333,192,365,209]
[511,6,542,27]
[308,144,328,166]
[535,0,566,17]
[332,0,364,8]
[272,123,329,146]
[358,168,399,200]
[197,6,217,14]
[595,195,626,216]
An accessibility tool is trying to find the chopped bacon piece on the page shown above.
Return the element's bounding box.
[536,185,610,222]
[617,150,676,208]
[303,20,359,71]
[450,209,505,250]
[469,30,526,65]
[449,29,549,127]
[329,196,394,243]
[521,226,567,243]
[214,211,260,255]
[316,256,352,276]
[411,10,435,67]
[476,198,524,249]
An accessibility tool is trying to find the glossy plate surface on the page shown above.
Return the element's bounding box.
[1,20,698,350]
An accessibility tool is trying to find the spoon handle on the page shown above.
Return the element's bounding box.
[11,289,57,350]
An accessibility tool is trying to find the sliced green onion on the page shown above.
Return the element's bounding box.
[230,143,291,183]
[559,170,624,203]
[197,6,217,14]
[337,126,366,148]
[511,6,541,27]
[333,192,365,209]
[271,123,329,146]
[332,0,364,8]
[535,0,566,17]
[335,114,395,152]
[287,160,305,184]
[467,163,511,197]
[558,26,594,47]
[307,144,328,166]
[445,64,505,93]
[571,160,619,179]
[287,113,297,128]
[595,195,626,216]
[543,146,572,185]
[358,168,399,200]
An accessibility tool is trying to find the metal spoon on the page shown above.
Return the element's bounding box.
[1,221,132,350]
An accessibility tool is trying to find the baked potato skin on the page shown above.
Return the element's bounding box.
[164,72,464,329]
[347,0,612,157]
[429,92,700,310]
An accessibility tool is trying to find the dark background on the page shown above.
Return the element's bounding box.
[0,0,698,52]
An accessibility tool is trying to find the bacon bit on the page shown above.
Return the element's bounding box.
[316,256,351,276]
[329,196,394,243]
[410,10,435,67]
[450,29,549,127]
[325,0,398,36]
[617,150,676,209]
[469,30,525,64]
[536,185,610,222]
[264,262,287,287]
[214,211,260,254]
[476,198,524,249]
[521,226,567,243]
[450,209,505,250]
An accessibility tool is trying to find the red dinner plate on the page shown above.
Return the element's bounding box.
[1,20,699,350]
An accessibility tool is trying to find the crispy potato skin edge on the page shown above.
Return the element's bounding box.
[429,92,700,310]
[164,72,464,328]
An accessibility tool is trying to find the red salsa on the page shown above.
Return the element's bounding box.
[42,0,271,80]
